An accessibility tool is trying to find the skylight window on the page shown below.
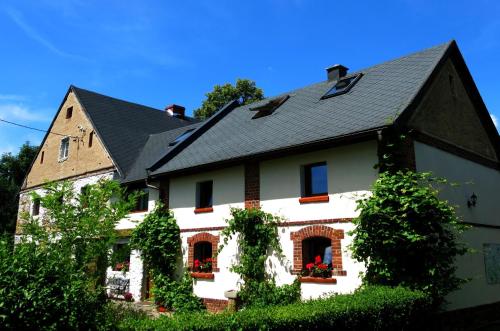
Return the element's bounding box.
[170,129,195,146]
[249,95,289,119]
[322,74,363,99]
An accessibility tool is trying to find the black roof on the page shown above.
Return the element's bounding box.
[149,41,453,175]
[71,86,197,177]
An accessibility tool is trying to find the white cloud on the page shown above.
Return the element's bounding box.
[0,94,26,101]
[5,7,87,61]
[491,114,498,128]
[0,104,48,122]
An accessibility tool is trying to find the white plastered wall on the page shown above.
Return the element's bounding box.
[169,142,378,300]
[414,141,500,310]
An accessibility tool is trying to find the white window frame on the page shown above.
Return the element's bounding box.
[59,137,70,161]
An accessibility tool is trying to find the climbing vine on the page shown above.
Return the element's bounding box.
[350,170,469,305]
[130,202,204,312]
[220,207,300,307]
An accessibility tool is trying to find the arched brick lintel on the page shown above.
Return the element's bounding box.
[187,232,220,272]
[290,225,346,276]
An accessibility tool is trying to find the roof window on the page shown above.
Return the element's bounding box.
[170,129,195,146]
[322,74,363,99]
[249,95,289,119]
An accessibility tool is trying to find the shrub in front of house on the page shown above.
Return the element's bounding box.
[118,286,433,331]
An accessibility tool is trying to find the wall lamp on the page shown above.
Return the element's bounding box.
[467,193,478,208]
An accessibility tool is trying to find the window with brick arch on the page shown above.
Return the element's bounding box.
[302,236,331,269]
[193,241,213,272]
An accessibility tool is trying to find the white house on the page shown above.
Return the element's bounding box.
[17,40,500,313]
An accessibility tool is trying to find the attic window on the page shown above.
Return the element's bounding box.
[66,106,73,119]
[249,95,289,119]
[169,129,195,146]
[322,74,363,99]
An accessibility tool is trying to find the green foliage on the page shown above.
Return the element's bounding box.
[0,179,133,330]
[130,204,180,278]
[350,170,469,304]
[130,203,204,312]
[118,286,433,331]
[193,79,264,120]
[220,208,300,307]
[0,142,38,235]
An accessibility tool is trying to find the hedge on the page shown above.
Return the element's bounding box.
[118,286,433,331]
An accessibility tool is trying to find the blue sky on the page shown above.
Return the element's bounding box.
[0,0,499,155]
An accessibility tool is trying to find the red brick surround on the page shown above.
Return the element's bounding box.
[244,162,260,209]
[290,225,346,275]
[187,232,220,272]
[202,298,228,312]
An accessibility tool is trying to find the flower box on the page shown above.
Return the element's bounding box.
[191,272,215,279]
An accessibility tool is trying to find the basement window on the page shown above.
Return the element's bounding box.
[249,95,289,119]
[59,137,70,161]
[170,129,195,146]
[322,74,363,99]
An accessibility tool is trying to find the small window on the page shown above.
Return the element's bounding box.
[59,137,70,160]
[170,129,195,146]
[193,241,213,272]
[66,106,73,119]
[80,185,90,207]
[40,151,44,164]
[249,95,289,119]
[196,181,213,208]
[131,188,149,212]
[88,131,94,148]
[302,162,328,197]
[32,198,40,216]
[322,74,362,99]
[302,237,332,272]
[111,242,131,272]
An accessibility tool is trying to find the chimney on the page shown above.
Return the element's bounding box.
[326,64,349,81]
[165,104,185,118]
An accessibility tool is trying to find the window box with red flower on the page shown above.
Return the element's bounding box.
[300,255,335,283]
[191,258,215,279]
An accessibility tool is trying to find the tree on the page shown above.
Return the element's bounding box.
[350,170,469,305]
[0,179,134,330]
[0,142,39,235]
[193,79,264,120]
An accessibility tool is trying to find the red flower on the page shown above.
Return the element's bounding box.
[194,259,200,268]
[314,255,322,265]
[317,263,328,270]
[306,263,314,271]
[204,258,212,263]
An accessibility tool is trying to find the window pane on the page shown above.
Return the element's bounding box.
[310,164,327,195]
[198,181,213,208]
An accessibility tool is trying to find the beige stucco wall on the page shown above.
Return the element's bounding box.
[415,141,500,310]
[25,91,114,189]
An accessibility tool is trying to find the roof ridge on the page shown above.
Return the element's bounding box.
[71,85,164,113]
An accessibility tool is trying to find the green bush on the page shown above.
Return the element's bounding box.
[0,180,133,330]
[118,286,433,331]
[350,171,468,304]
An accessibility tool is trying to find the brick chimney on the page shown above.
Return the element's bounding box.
[165,104,185,118]
[326,64,348,81]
